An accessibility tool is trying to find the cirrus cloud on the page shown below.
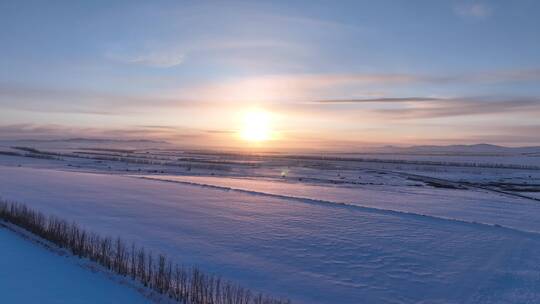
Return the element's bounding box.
[454,3,493,19]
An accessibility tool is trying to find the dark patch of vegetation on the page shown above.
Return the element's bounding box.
[0,151,23,157]
[488,183,540,192]
[424,181,462,189]
[24,153,62,160]
[69,152,232,172]
[0,200,290,304]
[11,146,64,160]
[78,148,136,154]
[12,146,43,154]
[281,155,540,171]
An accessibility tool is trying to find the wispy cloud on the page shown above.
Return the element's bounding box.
[123,52,185,68]
[176,73,419,103]
[373,97,540,119]
[2,67,540,116]
[306,95,540,123]
[454,3,493,19]
[315,97,444,104]
[0,84,203,115]
[0,123,210,144]
[99,1,364,71]
[105,37,306,69]
[0,68,540,110]
[172,68,540,104]
[396,68,540,84]
[467,68,540,82]
[105,48,185,68]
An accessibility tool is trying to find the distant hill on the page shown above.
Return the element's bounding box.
[16,138,168,144]
[370,144,540,155]
[0,138,170,150]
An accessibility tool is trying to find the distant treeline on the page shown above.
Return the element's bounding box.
[0,151,21,157]
[10,146,232,171]
[0,200,290,304]
[9,147,63,160]
[281,155,540,171]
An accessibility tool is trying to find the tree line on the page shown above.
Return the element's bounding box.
[0,200,290,304]
[281,155,540,170]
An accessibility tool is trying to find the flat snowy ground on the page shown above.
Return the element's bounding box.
[136,175,540,233]
[0,226,150,304]
[2,166,540,303]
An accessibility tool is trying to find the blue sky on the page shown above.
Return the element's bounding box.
[1,0,539,149]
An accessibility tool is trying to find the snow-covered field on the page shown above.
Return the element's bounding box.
[330,152,540,167]
[134,174,540,233]
[0,225,150,304]
[1,146,540,303]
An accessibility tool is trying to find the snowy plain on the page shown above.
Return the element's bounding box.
[135,174,540,233]
[1,145,540,304]
[0,225,150,304]
[1,163,540,303]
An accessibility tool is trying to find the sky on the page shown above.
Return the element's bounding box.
[1,0,540,151]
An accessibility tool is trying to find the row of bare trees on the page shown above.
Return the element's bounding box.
[283,155,540,170]
[0,200,290,304]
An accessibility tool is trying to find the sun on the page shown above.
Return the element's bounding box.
[240,110,272,142]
